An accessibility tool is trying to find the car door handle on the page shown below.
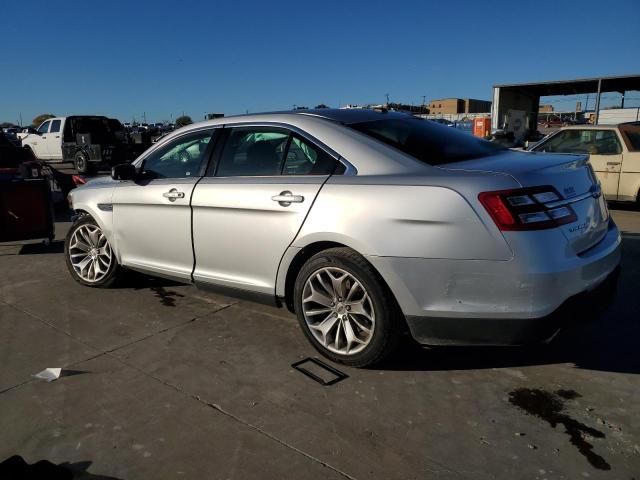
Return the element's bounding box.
[606,161,620,166]
[272,191,304,206]
[163,189,185,201]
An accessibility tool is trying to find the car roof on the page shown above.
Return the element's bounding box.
[194,108,412,127]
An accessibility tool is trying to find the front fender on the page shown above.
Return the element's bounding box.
[70,187,117,260]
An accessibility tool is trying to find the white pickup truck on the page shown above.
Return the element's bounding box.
[21,116,146,173]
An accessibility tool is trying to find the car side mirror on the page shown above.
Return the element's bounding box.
[111,163,137,180]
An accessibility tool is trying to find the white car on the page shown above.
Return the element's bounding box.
[530,123,640,204]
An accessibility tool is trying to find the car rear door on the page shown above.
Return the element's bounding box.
[46,119,63,161]
[111,128,217,281]
[191,125,341,296]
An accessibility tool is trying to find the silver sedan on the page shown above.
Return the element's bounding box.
[65,109,621,367]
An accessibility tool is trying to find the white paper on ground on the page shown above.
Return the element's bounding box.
[33,368,62,382]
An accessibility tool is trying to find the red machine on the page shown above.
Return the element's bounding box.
[473,117,491,138]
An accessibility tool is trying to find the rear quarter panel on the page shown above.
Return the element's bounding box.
[293,182,512,261]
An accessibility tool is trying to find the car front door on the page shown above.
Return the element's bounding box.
[191,126,342,296]
[33,121,51,159]
[112,128,217,281]
[533,129,623,200]
[46,119,63,161]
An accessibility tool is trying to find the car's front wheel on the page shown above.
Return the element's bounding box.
[293,247,401,367]
[64,216,122,287]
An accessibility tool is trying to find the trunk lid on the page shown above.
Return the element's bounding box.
[441,150,609,254]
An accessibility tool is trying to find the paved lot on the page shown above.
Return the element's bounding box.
[1,208,639,479]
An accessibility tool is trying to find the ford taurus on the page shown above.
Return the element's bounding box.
[65,109,621,366]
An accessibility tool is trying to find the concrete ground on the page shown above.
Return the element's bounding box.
[1,208,639,480]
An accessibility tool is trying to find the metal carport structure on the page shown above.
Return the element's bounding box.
[491,74,640,138]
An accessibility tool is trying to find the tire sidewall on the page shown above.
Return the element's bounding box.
[64,216,119,287]
[74,152,88,174]
[293,250,396,366]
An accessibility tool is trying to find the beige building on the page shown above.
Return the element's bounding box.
[428,98,491,115]
[539,104,554,113]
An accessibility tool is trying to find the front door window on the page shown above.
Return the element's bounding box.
[143,129,214,178]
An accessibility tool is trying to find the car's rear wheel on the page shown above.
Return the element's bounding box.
[64,216,122,287]
[74,151,91,175]
[293,247,401,367]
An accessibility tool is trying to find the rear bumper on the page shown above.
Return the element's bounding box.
[405,266,619,345]
[367,219,622,345]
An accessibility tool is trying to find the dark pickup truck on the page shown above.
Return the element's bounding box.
[21,115,151,173]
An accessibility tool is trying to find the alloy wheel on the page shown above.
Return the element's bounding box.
[302,267,375,355]
[68,224,113,283]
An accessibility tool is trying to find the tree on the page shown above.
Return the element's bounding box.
[32,114,55,128]
[175,115,193,127]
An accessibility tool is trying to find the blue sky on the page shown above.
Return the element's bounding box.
[1,0,638,124]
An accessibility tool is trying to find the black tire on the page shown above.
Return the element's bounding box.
[293,247,402,367]
[64,216,122,288]
[23,146,37,161]
[74,151,91,175]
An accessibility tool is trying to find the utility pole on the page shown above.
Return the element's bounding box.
[385,93,390,107]
[422,95,427,114]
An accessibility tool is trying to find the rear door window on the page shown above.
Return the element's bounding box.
[283,134,339,175]
[216,128,289,176]
[50,120,61,133]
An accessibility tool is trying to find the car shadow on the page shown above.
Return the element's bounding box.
[114,271,188,291]
[0,456,123,479]
[608,201,639,212]
[380,233,640,375]
[18,240,65,255]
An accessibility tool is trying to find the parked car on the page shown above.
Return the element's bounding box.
[20,116,149,174]
[65,109,621,367]
[528,123,640,204]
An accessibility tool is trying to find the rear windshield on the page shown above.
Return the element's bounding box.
[349,117,505,165]
[620,124,640,151]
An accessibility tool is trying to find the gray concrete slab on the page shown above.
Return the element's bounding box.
[0,208,639,479]
[0,303,97,391]
[0,245,235,352]
[0,355,347,480]
[112,302,640,479]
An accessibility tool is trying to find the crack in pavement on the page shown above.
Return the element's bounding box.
[0,300,367,480]
[0,299,466,480]
[0,300,234,395]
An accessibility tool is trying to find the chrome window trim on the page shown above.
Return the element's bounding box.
[219,121,357,176]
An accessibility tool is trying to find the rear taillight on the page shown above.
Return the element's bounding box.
[478,186,577,231]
